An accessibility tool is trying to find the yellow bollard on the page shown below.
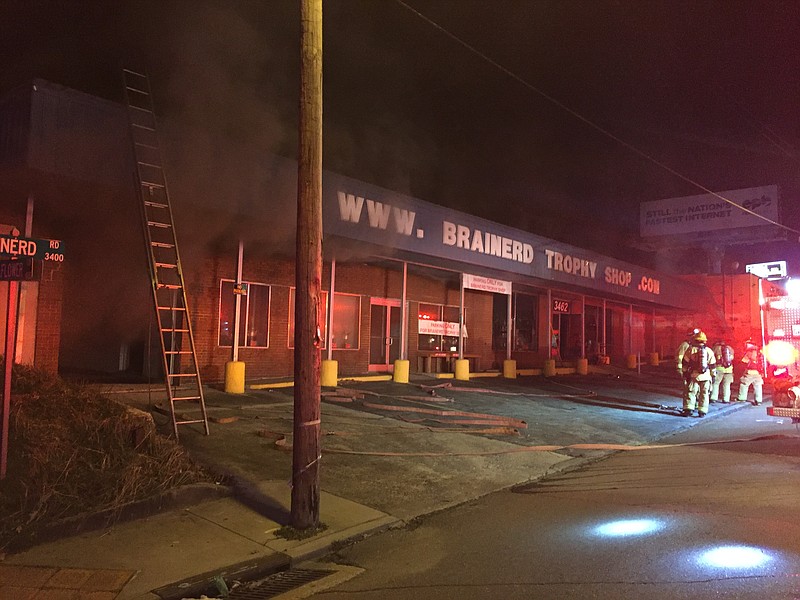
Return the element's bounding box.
[503,359,517,379]
[576,358,588,375]
[321,360,338,387]
[393,359,410,383]
[224,361,245,394]
[648,352,660,366]
[543,359,556,377]
[454,359,470,381]
[626,354,637,369]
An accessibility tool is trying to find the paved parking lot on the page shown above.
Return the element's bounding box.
[148,362,753,522]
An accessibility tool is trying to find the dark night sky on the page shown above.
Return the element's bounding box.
[2,0,799,270]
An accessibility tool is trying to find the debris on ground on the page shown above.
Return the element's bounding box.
[210,416,240,424]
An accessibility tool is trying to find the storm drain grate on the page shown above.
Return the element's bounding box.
[228,568,336,599]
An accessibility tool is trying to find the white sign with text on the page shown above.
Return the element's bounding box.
[418,320,467,338]
[640,185,779,237]
[462,273,512,295]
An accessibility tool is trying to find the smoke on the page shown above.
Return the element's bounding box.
[142,1,300,265]
[143,1,447,271]
[324,111,441,200]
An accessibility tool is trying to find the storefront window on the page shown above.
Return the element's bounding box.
[492,295,508,351]
[493,293,538,352]
[288,288,328,349]
[218,280,270,347]
[584,304,601,360]
[418,303,464,352]
[514,293,537,351]
[330,293,360,350]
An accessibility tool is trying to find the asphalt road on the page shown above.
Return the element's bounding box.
[308,402,800,599]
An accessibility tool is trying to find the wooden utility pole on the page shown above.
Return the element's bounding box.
[291,0,323,529]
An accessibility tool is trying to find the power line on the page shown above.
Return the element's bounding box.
[394,0,800,238]
[728,95,799,162]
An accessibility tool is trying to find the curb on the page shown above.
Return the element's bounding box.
[285,515,401,565]
[151,515,400,600]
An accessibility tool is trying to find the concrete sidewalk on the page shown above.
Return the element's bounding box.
[1,365,761,599]
[2,484,395,599]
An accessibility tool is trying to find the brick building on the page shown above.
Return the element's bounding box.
[0,79,723,383]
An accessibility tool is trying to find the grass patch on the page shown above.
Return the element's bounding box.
[0,361,210,551]
[275,522,328,540]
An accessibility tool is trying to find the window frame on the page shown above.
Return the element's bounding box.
[217,278,271,349]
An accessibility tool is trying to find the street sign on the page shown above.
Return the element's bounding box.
[0,258,38,281]
[0,234,64,262]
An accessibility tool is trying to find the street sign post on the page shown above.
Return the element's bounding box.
[1,279,16,479]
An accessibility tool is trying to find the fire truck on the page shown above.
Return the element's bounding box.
[761,277,800,421]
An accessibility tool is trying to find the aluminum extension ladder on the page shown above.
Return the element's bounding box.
[122,68,209,439]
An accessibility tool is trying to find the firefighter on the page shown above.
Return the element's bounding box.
[676,328,700,405]
[737,340,764,405]
[710,337,735,403]
[681,330,716,417]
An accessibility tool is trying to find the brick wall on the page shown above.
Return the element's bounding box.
[32,260,63,373]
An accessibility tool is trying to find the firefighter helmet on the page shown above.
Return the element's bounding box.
[693,331,707,343]
[686,327,700,338]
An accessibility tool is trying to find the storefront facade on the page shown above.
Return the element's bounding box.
[183,168,711,382]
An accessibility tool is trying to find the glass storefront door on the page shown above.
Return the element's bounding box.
[369,298,401,371]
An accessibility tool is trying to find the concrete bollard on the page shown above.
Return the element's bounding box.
[576,358,588,375]
[321,360,338,387]
[393,359,410,383]
[626,354,638,369]
[224,361,245,394]
[503,359,517,379]
[543,359,556,377]
[648,352,660,366]
[454,358,470,381]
